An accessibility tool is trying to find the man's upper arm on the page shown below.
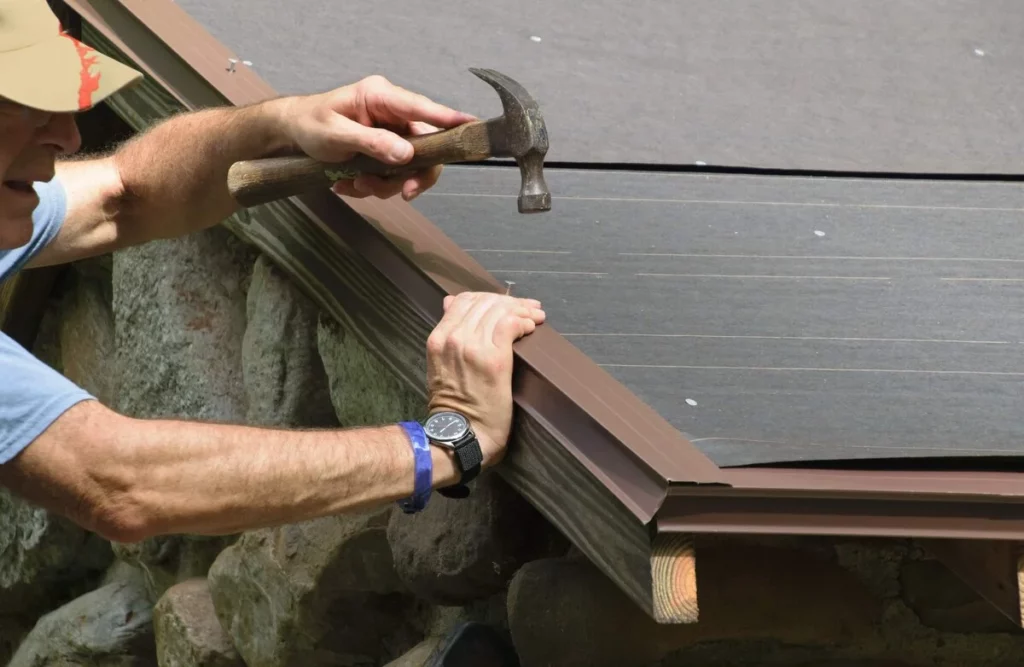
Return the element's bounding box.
[27,157,125,269]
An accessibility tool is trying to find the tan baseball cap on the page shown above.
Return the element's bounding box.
[0,0,143,113]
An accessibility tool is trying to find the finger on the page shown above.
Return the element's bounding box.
[407,120,440,136]
[430,292,483,343]
[507,297,545,322]
[330,180,371,199]
[514,296,544,313]
[459,293,502,343]
[489,308,537,350]
[327,114,414,165]
[352,174,406,199]
[443,295,455,311]
[364,79,477,130]
[478,298,542,347]
[402,166,443,201]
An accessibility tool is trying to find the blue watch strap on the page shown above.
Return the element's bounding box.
[398,421,432,514]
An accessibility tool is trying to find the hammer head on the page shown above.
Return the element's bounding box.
[469,67,551,214]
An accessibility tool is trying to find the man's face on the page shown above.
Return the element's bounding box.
[0,97,81,250]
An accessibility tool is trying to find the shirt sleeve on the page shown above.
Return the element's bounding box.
[0,178,69,279]
[0,333,94,464]
[0,177,95,465]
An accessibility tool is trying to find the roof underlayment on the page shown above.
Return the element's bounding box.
[175,0,1024,173]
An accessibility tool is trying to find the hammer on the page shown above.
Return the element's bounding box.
[226,68,551,213]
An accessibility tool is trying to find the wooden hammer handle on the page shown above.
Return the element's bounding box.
[228,120,493,208]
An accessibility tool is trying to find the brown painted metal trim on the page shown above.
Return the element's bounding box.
[657,493,1024,540]
[717,467,1024,498]
[66,0,1024,540]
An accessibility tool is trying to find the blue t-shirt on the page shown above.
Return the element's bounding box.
[0,179,94,465]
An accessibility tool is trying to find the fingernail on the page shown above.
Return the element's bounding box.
[390,141,412,162]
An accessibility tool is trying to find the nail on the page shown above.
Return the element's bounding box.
[504,280,516,295]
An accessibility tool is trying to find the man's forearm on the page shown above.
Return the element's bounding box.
[110,414,459,537]
[1,402,458,541]
[112,98,295,244]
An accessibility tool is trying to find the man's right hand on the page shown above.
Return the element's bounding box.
[425,292,546,467]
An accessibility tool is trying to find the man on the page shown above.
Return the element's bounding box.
[0,0,545,543]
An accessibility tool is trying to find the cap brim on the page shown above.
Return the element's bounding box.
[0,33,143,113]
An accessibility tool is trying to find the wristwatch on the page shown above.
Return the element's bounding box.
[422,410,483,498]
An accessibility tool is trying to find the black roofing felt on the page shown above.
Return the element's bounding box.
[414,166,1024,466]
[178,0,1024,172]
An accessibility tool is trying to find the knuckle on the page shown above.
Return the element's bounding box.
[486,356,508,376]
[366,133,392,156]
[445,331,468,353]
[497,314,522,335]
[361,74,390,89]
[462,345,486,368]
[426,333,445,355]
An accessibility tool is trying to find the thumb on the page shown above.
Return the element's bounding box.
[331,115,413,164]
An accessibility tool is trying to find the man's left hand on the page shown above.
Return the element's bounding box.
[283,75,476,202]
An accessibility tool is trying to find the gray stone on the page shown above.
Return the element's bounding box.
[317,314,425,427]
[154,578,243,667]
[506,558,665,667]
[8,579,157,667]
[208,508,423,667]
[103,558,153,589]
[242,254,336,427]
[112,226,256,603]
[387,472,569,605]
[112,535,237,604]
[113,225,255,422]
[0,487,112,616]
[508,547,881,667]
[60,256,117,405]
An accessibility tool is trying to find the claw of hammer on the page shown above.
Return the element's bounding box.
[227,68,552,213]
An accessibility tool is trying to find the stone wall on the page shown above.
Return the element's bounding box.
[4,229,1024,666]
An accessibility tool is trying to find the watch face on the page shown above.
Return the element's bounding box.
[424,411,469,443]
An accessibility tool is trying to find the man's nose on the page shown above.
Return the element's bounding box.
[36,112,82,155]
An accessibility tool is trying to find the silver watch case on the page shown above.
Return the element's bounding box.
[422,410,472,448]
